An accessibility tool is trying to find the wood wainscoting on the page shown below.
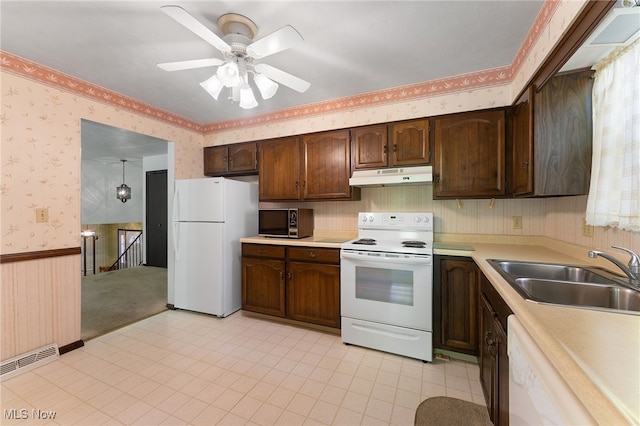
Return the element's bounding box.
[1,248,82,361]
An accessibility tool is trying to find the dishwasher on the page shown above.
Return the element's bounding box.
[507,315,596,425]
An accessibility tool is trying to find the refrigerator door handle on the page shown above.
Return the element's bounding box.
[173,222,180,259]
[172,185,180,222]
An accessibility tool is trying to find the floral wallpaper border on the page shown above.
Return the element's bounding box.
[0,1,557,134]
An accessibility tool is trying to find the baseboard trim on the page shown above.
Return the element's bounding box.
[59,340,84,355]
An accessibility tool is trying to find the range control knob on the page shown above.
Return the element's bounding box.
[367,215,375,223]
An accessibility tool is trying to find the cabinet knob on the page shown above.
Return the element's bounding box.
[280,271,284,280]
[522,161,529,169]
[308,252,316,258]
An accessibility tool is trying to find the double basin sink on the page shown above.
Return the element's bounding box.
[488,259,640,315]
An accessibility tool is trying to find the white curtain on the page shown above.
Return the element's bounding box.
[586,37,640,232]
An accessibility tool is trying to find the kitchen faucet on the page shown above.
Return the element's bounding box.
[588,246,639,286]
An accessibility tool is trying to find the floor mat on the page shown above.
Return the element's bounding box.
[415,396,492,426]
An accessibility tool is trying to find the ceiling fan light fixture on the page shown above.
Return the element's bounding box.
[160,6,310,110]
[217,61,242,87]
[239,83,258,109]
[200,75,224,99]
[254,73,279,99]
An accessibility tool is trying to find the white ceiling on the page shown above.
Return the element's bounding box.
[81,120,168,164]
[1,1,545,125]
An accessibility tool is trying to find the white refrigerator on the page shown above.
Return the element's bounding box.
[173,177,258,317]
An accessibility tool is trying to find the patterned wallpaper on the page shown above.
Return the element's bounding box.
[5,0,636,257]
[0,71,202,255]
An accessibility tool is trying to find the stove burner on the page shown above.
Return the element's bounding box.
[402,240,426,248]
[353,238,377,245]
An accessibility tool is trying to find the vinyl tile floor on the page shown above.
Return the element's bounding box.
[1,310,485,425]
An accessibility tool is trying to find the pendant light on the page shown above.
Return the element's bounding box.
[116,159,131,203]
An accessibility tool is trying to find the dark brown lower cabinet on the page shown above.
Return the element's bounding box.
[479,273,512,426]
[242,244,341,328]
[241,244,286,317]
[434,256,479,356]
[287,261,340,328]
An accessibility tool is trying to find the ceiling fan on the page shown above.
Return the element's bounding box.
[158,5,310,109]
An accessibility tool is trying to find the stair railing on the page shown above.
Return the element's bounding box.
[106,231,143,271]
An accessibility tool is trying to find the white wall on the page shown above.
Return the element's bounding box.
[81,159,144,224]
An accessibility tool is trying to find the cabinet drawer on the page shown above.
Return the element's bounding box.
[242,244,285,259]
[288,247,340,264]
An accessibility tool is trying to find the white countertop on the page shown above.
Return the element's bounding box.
[240,231,356,248]
[241,233,640,425]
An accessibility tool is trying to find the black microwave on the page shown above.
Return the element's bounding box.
[258,209,314,238]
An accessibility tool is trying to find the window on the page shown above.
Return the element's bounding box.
[586,37,640,232]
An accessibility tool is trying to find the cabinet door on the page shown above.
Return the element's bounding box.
[203,146,229,176]
[258,137,301,201]
[242,257,286,317]
[287,261,340,328]
[352,125,388,169]
[302,130,353,200]
[391,119,430,166]
[229,142,257,174]
[511,87,534,196]
[440,258,479,353]
[533,70,593,196]
[433,110,505,198]
[479,294,498,423]
[495,317,509,426]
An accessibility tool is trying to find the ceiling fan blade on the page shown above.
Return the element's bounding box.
[161,5,231,53]
[255,63,310,93]
[246,25,304,59]
[158,58,225,72]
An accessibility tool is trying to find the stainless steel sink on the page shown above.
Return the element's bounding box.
[489,260,619,284]
[487,259,640,315]
[514,278,640,311]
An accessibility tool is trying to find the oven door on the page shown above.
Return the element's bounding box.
[340,249,432,331]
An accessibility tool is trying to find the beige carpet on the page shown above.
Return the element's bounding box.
[81,266,168,341]
[415,396,492,426]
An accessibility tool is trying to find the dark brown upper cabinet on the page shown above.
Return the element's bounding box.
[258,131,359,202]
[433,109,506,199]
[352,119,430,170]
[510,70,593,197]
[203,141,257,177]
[302,130,356,201]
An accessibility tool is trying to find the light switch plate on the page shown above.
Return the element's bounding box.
[36,208,49,223]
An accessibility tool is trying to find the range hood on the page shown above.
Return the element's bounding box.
[349,166,432,187]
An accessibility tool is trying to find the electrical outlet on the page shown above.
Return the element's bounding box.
[582,218,594,237]
[36,208,49,223]
[512,216,522,230]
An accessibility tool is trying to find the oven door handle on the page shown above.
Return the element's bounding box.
[340,251,431,265]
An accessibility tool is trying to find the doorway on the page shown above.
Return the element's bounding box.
[81,119,172,340]
[146,169,168,267]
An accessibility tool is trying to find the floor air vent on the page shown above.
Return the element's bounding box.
[1,344,59,380]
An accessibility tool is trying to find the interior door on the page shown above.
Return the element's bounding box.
[146,170,167,267]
